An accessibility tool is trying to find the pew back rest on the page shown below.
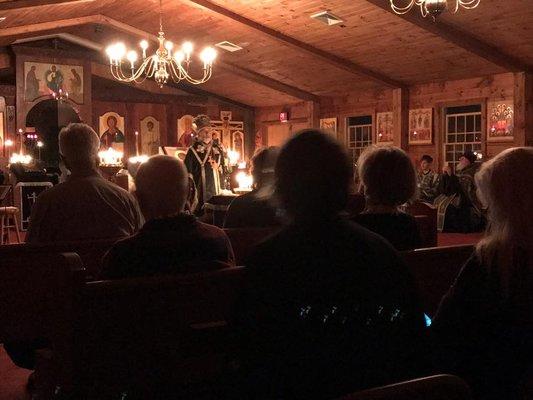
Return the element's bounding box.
[4,238,121,279]
[341,374,471,400]
[414,215,437,248]
[72,266,246,393]
[0,248,85,344]
[224,227,279,265]
[401,245,474,315]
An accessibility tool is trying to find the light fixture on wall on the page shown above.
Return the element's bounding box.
[389,0,480,20]
[52,88,69,102]
[105,0,216,87]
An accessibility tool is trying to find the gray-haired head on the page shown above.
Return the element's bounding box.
[134,155,189,221]
[58,123,100,173]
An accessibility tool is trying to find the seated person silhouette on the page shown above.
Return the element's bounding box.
[101,155,235,279]
[224,146,281,228]
[27,123,142,244]
[236,129,426,399]
[353,146,422,251]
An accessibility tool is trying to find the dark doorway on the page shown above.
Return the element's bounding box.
[25,100,80,167]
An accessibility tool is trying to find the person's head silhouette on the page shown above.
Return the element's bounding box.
[275,129,350,221]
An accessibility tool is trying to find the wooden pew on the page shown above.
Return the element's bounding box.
[224,227,279,265]
[340,374,471,400]
[3,238,121,279]
[401,245,474,316]
[68,266,245,398]
[0,248,86,390]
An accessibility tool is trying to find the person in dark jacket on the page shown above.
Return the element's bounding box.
[352,146,422,251]
[236,130,426,399]
[101,155,234,279]
[224,146,281,228]
[432,147,533,400]
[434,151,485,232]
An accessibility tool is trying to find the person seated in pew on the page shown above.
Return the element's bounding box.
[352,146,422,251]
[235,130,427,399]
[431,147,533,400]
[224,146,282,229]
[101,155,234,279]
[27,123,143,244]
[417,154,440,203]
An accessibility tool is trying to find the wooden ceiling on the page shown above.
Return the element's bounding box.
[0,0,531,107]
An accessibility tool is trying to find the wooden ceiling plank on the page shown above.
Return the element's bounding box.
[0,0,93,11]
[364,0,531,73]
[183,0,404,88]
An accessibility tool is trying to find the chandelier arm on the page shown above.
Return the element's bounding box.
[184,67,211,85]
[460,0,481,9]
[389,0,415,14]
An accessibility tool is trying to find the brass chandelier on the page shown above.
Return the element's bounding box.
[105,0,217,87]
[390,0,481,19]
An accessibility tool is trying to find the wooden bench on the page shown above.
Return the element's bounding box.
[2,238,121,279]
[401,245,474,316]
[224,227,279,265]
[340,374,471,400]
[67,266,246,398]
[0,248,86,390]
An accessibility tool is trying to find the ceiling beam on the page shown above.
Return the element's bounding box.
[184,0,404,88]
[0,15,100,37]
[213,62,318,103]
[364,0,531,73]
[0,0,94,11]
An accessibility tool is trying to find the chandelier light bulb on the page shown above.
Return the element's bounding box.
[174,50,185,63]
[165,41,173,51]
[182,41,193,58]
[140,40,149,50]
[200,47,217,66]
[127,50,138,68]
[114,42,126,60]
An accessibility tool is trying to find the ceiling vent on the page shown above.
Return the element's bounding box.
[310,11,344,26]
[0,17,6,23]
[215,41,243,52]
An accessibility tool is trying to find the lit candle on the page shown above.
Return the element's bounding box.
[135,131,139,156]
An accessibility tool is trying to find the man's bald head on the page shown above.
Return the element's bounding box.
[135,155,189,220]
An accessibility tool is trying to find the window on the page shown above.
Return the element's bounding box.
[347,115,373,165]
[444,105,482,171]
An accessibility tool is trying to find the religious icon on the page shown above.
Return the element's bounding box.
[140,116,160,155]
[232,131,244,159]
[376,112,394,144]
[320,118,338,138]
[99,112,125,150]
[24,62,84,103]
[177,115,195,148]
[487,101,514,142]
[409,108,433,145]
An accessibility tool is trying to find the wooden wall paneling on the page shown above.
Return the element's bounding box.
[514,72,533,147]
[306,101,320,129]
[392,87,409,150]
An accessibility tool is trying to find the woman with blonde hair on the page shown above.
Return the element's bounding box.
[432,147,533,400]
[353,146,421,250]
